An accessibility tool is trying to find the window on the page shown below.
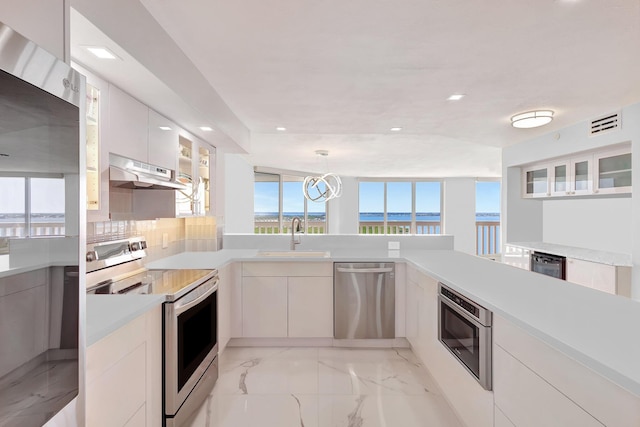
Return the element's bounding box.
[254,172,327,234]
[476,181,501,255]
[0,176,66,252]
[359,180,442,234]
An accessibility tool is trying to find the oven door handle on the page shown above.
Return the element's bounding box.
[174,277,219,315]
[439,295,485,328]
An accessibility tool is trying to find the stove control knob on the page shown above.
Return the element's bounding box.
[86,251,97,262]
[131,242,141,251]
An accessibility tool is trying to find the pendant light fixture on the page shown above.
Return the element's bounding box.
[303,150,342,203]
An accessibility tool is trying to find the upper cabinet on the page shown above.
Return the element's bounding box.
[594,147,632,195]
[521,145,630,199]
[107,85,149,163]
[148,110,179,171]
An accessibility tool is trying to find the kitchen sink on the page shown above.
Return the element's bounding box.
[257,250,331,258]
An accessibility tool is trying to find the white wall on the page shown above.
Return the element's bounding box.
[543,197,632,254]
[327,177,359,234]
[224,154,254,234]
[443,178,476,254]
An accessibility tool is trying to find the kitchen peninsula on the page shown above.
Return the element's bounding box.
[103,236,640,427]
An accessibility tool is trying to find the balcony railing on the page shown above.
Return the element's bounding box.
[476,221,500,256]
[254,220,325,234]
[0,222,65,238]
[359,221,441,235]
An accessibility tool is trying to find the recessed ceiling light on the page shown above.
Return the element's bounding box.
[511,110,554,129]
[199,126,213,131]
[159,126,172,131]
[85,46,118,60]
[276,127,287,131]
[448,94,465,101]
[390,127,402,132]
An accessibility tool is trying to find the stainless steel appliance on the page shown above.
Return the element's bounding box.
[109,152,188,190]
[86,237,219,427]
[0,21,82,426]
[438,283,492,390]
[334,262,395,339]
[530,251,566,279]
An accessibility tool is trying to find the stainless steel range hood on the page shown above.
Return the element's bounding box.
[109,153,187,190]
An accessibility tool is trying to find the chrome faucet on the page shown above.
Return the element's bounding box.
[290,217,302,250]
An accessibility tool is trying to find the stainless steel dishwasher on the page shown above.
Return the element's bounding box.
[334,262,395,339]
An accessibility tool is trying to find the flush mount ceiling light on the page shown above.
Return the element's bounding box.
[303,150,342,203]
[199,126,213,131]
[84,46,118,60]
[448,94,465,101]
[511,110,554,129]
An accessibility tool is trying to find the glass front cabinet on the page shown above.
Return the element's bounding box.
[522,145,630,199]
[594,148,632,194]
[522,165,550,198]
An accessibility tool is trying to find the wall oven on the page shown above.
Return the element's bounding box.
[438,283,492,390]
[530,252,566,279]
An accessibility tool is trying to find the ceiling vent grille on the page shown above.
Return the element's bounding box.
[589,112,621,136]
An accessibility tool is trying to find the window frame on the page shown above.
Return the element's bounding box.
[358,178,443,235]
[254,169,329,234]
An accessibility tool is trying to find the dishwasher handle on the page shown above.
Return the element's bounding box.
[336,267,393,273]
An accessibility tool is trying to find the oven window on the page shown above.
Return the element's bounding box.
[441,304,480,378]
[177,291,217,391]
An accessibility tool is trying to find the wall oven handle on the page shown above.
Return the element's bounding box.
[336,267,393,273]
[174,277,219,315]
[439,295,485,328]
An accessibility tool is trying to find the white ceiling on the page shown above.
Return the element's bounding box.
[76,0,640,178]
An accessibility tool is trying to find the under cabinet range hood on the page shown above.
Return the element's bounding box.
[109,153,188,190]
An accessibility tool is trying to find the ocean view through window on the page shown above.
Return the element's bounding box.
[254,172,327,234]
[359,180,442,234]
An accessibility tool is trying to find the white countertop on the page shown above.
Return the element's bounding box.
[112,248,640,397]
[86,294,165,346]
[507,242,632,266]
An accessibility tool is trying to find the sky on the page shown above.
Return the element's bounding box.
[0,177,65,213]
[255,180,501,213]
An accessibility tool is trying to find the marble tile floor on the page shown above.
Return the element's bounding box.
[185,347,462,427]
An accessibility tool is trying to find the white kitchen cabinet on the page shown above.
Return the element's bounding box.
[493,345,603,427]
[73,63,111,222]
[521,144,630,199]
[493,314,640,427]
[217,263,232,353]
[494,406,515,427]
[175,135,215,217]
[288,277,333,337]
[240,262,333,338]
[404,268,419,348]
[107,85,149,163]
[86,306,162,427]
[503,245,531,271]
[242,276,288,337]
[550,156,592,196]
[594,147,632,195]
[148,110,178,171]
[407,270,494,427]
[522,164,550,198]
[566,258,631,297]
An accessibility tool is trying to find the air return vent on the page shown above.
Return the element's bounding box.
[590,112,621,136]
